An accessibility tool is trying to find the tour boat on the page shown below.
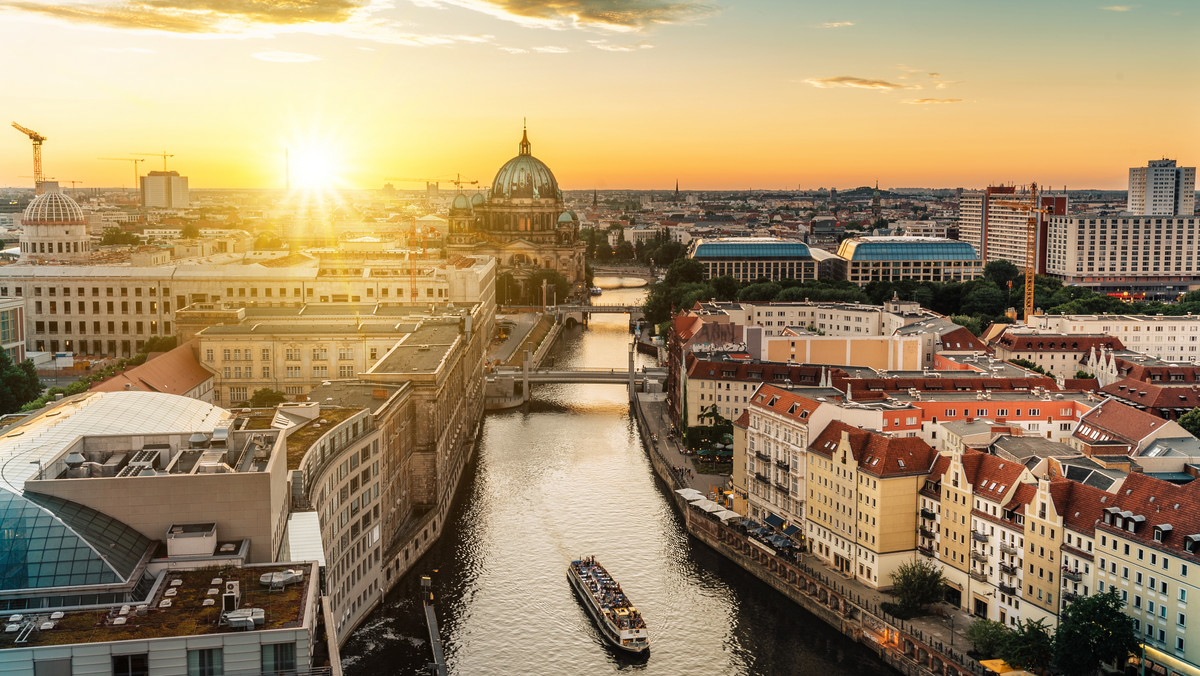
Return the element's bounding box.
[567,557,649,655]
[589,286,603,296]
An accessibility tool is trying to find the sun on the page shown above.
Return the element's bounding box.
[289,144,343,191]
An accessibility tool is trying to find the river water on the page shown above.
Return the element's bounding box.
[340,283,887,675]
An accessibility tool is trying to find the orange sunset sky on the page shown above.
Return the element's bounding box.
[1,0,1198,191]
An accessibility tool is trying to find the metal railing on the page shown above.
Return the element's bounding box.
[971,530,989,543]
[920,508,937,521]
[999,542,1017,555]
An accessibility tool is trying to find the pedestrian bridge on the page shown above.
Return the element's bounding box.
[500,304,644,315]
[489,366,666,385]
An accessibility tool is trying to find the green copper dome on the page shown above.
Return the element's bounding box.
[489,129,560,201]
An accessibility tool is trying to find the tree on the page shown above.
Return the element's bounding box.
[999,619,1054,673]
[663,258,704,286]
[1074,370,1095,380]
[961,283,1006,317]
[950,314,983,336]
[248,388,288,408]
[180,223,201,239]
[889,558,945,613]
[0,350,44,414]
[528,269,570,305]
[1178,407,1200,437]
[100,227,141,246]
[710,275,739,301]
[614,239,636,261]
[1054,589,1139,676]
[983,260,1021,289]
[966,618,1012,659]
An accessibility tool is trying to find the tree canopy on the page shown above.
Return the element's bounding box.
[0,351,44,415]
[1054,589,1140,676]
[248,388,288,408]
[889,558,945,613]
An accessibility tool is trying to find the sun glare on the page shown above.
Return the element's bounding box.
[289,145,343,190]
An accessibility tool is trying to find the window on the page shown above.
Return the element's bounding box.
[113,654,149,676]
[187,648,223,676]
[313,366,328,378]
[33,660,72,676]
[261,643,296,674]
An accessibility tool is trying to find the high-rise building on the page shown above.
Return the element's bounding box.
[1044,214,1200,299]
[958,186,1068,270]
[1128,159,1195,216]
[140,170,189,208]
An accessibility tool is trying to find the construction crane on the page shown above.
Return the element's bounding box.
[385,174,478,191]
[11,122,47,194]
[134,151,173,171]
[99,158,145,194]
[992,182,1051,322]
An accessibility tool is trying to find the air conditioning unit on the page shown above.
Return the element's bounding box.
[222,581,241,612]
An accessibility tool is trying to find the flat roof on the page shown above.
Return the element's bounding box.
[372,323,462,373]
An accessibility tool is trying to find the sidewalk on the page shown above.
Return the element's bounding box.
[637,395,729,496]
[487,312,539,365]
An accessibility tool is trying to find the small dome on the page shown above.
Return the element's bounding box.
[558,211,574,224]
[470,193,485,207]
[489,129,560,201]
[23,184,85,225]
[451,193,472,210]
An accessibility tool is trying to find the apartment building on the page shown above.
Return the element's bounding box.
[806,421,937,589]
[958,187,1067,268]
[1031,314,1200,363]
[743,386,834,529]
[1128,159,1195,217]
[1043,214,1199,298]
[742,297,930,338]
[684,359,839,426]
[988,328,1124,380]
[1095,473,1200,675]
[1069,398,1190,457]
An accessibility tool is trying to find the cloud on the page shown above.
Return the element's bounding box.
[1101,4,1134,10]
[1,0,496,46]
[427,0,715,32]
[533,45,568,53]
[253,50,321,62]
[100,46,155,53]
[821,21,853,28]
[904,98,962,104]
[588,38,653,51]
[805,76,915,90]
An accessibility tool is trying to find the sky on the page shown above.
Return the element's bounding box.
[1,0,1197,191]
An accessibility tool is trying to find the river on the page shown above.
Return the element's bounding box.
[340,283,887,675]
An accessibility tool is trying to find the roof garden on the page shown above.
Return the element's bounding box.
[285,409,363,471]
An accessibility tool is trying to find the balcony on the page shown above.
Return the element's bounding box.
[972,530,990,543]
[775,458,790,470]
[1062,569,1082,582]
[1063,591,1083,603]
[774,482,790,495]
[999,583,1017,596]
[999,542,1017,556]
[918,545,935,556]
[755,451,771,462]
[970,571,988,582]
[919,526,936,540]
[920,508,937,521]
[754,472,770,485]
[999,563,1018,576]
[970,550,987,563]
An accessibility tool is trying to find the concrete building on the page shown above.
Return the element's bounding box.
[684,359,843,426]
[0,297,25,362]
[1128,159,1195,216]
[833,236,982,285]
[1043,214,1200,298]
[805,421,937,589]
[1031,314,1200,363]
[988,328,1125,380]
[90,339,214,402]
[957,186,1067,268]
[140,170,190,209]
[687,237,817,282]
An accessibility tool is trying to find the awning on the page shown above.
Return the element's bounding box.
[764,513,785,528]
[782,524,801,537]
[676,488,704,500]
[714,510,741,522]
[690,499,724,513]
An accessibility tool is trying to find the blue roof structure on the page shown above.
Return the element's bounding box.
[691,239,812,260]
[837,237,979,262]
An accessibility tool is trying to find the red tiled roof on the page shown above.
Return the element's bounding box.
[809,420,937,477]
[1073,398,1172,447]
[1114,359,1200,385]
[733,410,750,428]
[960,450,1028,503]
[688,360,845,386]
[91,341,212,397]
[750,384,822,423]
[1061,378,1099,391]
[836,376,1058,394]
[938,327,988,352]
[1047,478,1110,535]
[1098,473,1200,559]
[1004,482,1038,516]
[995,333,1124,353]
[1100,378,1200,412]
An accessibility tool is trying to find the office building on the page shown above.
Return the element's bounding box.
[1128,159,1195,216]
[1031,314,1200,362]
[833,236,981,285]
[687,238,817,282]
[140,170,190,209]
[958,187,1067,268]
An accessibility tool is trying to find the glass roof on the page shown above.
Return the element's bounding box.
[0,491,151,591]
[692,241,812,259]
[837,237,979,262]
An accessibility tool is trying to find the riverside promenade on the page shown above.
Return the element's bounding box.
[632,391,991,676]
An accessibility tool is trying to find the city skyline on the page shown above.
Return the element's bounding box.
[2,0,1198,191]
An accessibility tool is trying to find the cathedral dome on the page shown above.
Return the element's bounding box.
[489,129,559,201]
[23,183,85,225]
[451,193,472,210]
[470,193,485,207]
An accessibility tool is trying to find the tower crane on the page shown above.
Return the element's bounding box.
[99,158,145,195]
[134,151,174,171]
[11,122,47,194]
[384,174,478,191]
[992,182,1051,322]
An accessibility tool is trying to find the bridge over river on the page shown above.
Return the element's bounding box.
[484,348,666,409]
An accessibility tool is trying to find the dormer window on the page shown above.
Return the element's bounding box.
[1185,535,1200,553]
[1154,524,1172,542]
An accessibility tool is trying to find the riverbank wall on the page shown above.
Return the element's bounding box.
[631,392,991,676]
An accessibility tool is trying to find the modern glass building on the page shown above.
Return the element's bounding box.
[688,238,817,282]
[834,236,982,285]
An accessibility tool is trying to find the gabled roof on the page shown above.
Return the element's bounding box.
[1073,398,1173,447]
[1098,473,1200,558]
[750,384,822,423]
[733,410,750,429]
[91,341,212,396]
[809,420,937,477]
[960,450,1028,503]
[1100,378,1200,412]
[994,332,1124,353]
[937,326,989,353]
[1047,477,1110,535]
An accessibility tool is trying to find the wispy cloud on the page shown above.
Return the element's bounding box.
[0,0,495,46]
[426,0,716,32]
[806,76,915,90]
[821,21,853,28]
[588,38,653,51]
[1101,5,1134,10]
[533,45,568,53]
[100,46,155,53]
[253,50,321,63]
[904,98,962,105]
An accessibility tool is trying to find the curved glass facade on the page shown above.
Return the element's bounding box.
[692,241,813,260]
[0,491,151,591]
[838,238,979,262]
